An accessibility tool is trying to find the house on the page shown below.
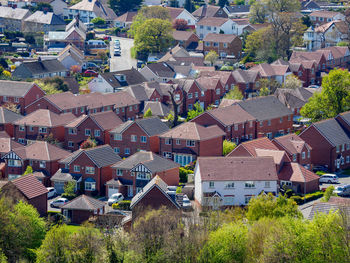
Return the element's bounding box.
[223,5,250,18]
[63,76,80,94]
[0,175,48,216]
[12,58,69,79]
[300,0,321,14]
[0,6,30,31]
[194,156,278,208]
[51,168,81,194]
[23,11,66,33]
[45,23,86,50]
[196,17,234,39]
[309,10,345,26]
[0,107,22,137]
[115,12,137,29]
[88,68,147,93]
[300,116,350,172]
[0,137,24,160]
[130,175,180,221]
[30,0,67,16]
[304,21,349,51]
[203,33,242,58]
[317,46,350,69]
[191,104,256,143]
[0,80,45,115]
[198,70,236,93]
[58,145,121,195]
[231,69,261,97]
[195,77,225,106]
[109,116,169,157]
[159,122,225,166]
[172,30,200,49]
[192,5,228,20]
[236,96,294,139]
[25,91,140,121]
[249,62,292,85]
[166,7,197,29]
[143,101,171,118]
[139,62,176,83]
[64,111,123,150]
[13,109,76,144]
[158,45,205,66]
[57,44,85,71]
[65,0,117,24]
[108,151,179,198]
[2,141,70,184]
[61,194,105,224]
[288,56,321,86]
[274,87,316,116]
[272,133,312,169]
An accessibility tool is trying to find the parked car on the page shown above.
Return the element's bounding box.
[103,36,112,41]
[106,210,130,216]
[182,194,192,211]
[313,165,328,173]
[50,198,68,208]
[47,187,57,199]
[83,70,98,77]
[114,49,121,56]
[108,193,124,206]
[333,185,350,196]
[319,174,339,184]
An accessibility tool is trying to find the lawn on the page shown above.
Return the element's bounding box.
[65,225,84,234]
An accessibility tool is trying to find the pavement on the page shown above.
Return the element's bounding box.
[110,37,137,72]
[47,195,62,212]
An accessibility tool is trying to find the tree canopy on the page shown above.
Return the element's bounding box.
[205,50,219,66]
[108,0,142,15]
[301,69,350,122]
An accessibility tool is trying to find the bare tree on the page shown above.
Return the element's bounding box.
[168,84,182,127]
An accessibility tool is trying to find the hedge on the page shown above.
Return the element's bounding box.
[112,200,131,211]
[179,167,193,183]
[290,191,324,205]
[61,193,76,200]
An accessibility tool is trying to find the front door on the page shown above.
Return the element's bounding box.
[336,159,340,169]
[127,185,133,197]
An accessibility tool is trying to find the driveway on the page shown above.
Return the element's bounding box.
[48,195,61,212]
[319,172,350,189]
[110,37,137,72]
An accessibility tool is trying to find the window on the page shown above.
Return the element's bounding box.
[188,93,193,99]
[245,181,255,188]
[94,130,100,137]
[234,124,238,131]
[188,104,193,110]
[129,106,133,111]
[117,169,123,176]
[8,159,21,167]
[163,152,172,158]
[18,138,25,144]
[85,179,96,191]
[68,141,74,148]
[268,120,271,126]
[195,92,198,98]
[29,126,34,132]
[68,128,76,135]
[266,132,272,139]
[175,94,180,101]
[288,115,291,121]
[307,150,310,158]
[225,182,234,188]
[174,154,192,166]
[85,166,95,174]
[114,147,120,153]
[223,43,228,48]
[200,25,203,29]
[207,26,211,30]
[3,96,7,102]
[125,148,130,155]
[216,89,220,95]
[141,136,147,143]
[186,140,195,147]
[347,156,350,163]
[336,145,340,153]
[259,121,263,127]
[114,133,122,141]
[74,165,80,172]
[165,138,171,145]
[39,127,47,133]
[116,108,120,114]
[131,135,137,142]
[85,129,91,136]
[81,107,84,113]
[176,139,180,145]
[209,181,214,188]
[347,144,350,150]
[265,181,270,188]
[342,144,345,152]
[19,126,25,131]
[201,91,205,97]
[245,195,252,204]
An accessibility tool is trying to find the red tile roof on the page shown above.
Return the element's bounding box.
[165,7,185,20]
[204,104,255,126]
[14,109,76,127]
[278,162,319,183]
[197,156,278,181]
[228,137,279,157]
[273,133,311,155]
[11,174,48,199]
[255,149,290,165]
[0,138,24,154]
[310,10,342,18]
[203,33,238,43]
[196,17,229,26]
[160,122,225,140]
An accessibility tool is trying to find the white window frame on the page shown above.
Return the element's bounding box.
[85,166,95,174]
[94,130,100,137]
[85,129,91,136]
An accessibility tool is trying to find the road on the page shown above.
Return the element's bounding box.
[110,37,137,72]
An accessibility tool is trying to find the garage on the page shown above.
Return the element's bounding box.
[54,182,65,194]
[108,185,119,198]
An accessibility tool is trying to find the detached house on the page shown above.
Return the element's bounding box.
[109,117,169,157]
[0,107,22,137]
[249,62,292,85]
[59,145,121,196]
[192,5,228,20]
[159,122,225,166]
[172,30,200,49]
[0,80,45,115]
[203,33,242,58]
[108,151,179,198]
[13,58,68,79]
[23,11,66,33]
[13,109,76,144]
[0,6,30,32]
[0,136,24,160]
[309,10,345,26]
[115,11,137,29]
[64,111,123,150]
[231,69,261,98]
[139,63,176,83]
[3,141,70,183]
[196,17,235,39]
[194,156,278,208]
[166,7,197,28]
[57,44,85,71]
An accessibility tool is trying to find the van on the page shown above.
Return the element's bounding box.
[319,174,339,184]
[334,184,350,196]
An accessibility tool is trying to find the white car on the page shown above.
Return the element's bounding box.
[182,194,192,210]
[333,185,350,196]
[50,198,68,208]
[319,174,339,184]
[47,187,57,199]
[108,193,124,206]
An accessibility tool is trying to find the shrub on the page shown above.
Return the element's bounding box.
[179,167,193,183]
[316,171,326,176]
[61,193,76,200]
[112,200,131,211]
[304,191,324,202]
[176,187,182,194]
[290,195,303,205]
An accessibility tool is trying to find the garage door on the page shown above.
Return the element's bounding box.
[54,182,65,194]
[108,186,119,198]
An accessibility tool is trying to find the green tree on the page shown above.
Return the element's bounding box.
[218,0,228,8]
[259,87,270,96]
[184,0,195,13]
[134,18,173,55]
[30,2,53,12]
[108,0,142,15]
[234,0,245,5]
[205,50,219,66]
[186,102,204,121]
[23,165,33,176]
[199,222,248,263]
[64,181,76,196]
[246,193,302,221]
[223,140,236,155]
[91,17,106,26]
[301,69,350,122]
[244,27,276,61]
[224,88,243,100]
[144,108,153,118]
[249,1,267,24]
[322,186,336,202]
[0,249,6,263]
[283,74,302,89]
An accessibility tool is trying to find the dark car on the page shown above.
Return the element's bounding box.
[312,165,328,173]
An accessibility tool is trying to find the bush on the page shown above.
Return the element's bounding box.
[290,195,303,205]
[179,167,193,183]
[176,187,182,194]
[112,200,131,211]
[316,171,326,176]
[61,193,76,200]
[304,191,324,202]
